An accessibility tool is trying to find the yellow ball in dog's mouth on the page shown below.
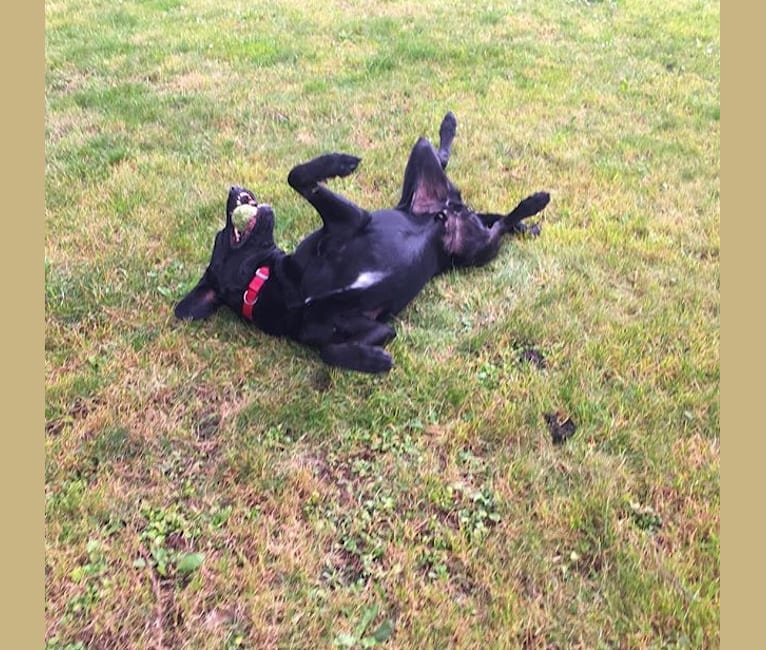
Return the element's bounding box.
[232,204,259,224]
[231,204,259,244]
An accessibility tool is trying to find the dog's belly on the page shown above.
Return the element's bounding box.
[348,215,445,312]
[299,211,446,318]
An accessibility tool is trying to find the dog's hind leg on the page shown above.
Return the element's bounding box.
[319,314,396,374]
[331,315,397,373]
[336,315,396,347]
[474,192,550,232]
[499,191,550,233]
[302,311,396,373]
[301,310,395,350]
[437,111,457,169]
[288,153,371,234]
[450,192,551,267]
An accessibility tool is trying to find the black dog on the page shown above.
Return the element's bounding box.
[175,112,549,373]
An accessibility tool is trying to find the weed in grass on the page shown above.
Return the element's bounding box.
[453,483,502,542]
[65,540,110,617]
[334,602,395,648]
[137,503,203,579]
[626,499,663,534]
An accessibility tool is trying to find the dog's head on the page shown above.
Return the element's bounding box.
[174,186,279,320]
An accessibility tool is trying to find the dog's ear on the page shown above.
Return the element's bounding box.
[411,176,449,215]
[399,138,452,216]
[174,275,221,320]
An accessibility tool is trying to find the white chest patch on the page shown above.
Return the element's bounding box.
[303,270,389,305]
[348,271,387,290]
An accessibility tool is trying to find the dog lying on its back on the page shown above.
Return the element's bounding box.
[175,112,550,373]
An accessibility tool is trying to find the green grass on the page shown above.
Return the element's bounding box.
[45,0,719,647]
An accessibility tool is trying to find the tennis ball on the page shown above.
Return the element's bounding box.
[232,204,259,223]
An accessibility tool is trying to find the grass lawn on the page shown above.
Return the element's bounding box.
[45,0,719,647]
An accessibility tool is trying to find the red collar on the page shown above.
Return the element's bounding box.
[241,266,270,320]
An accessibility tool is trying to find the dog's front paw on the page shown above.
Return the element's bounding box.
[509,221,542,238]
[362,347,393,374]
[526,222,542,238]
[320,343,392,374]
[333,154,362,178]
